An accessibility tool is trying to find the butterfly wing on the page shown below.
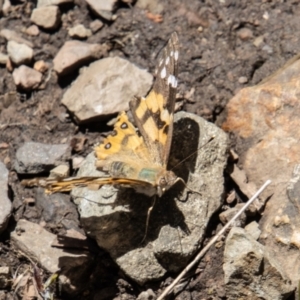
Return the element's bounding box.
[129,32,179,168]
[22,176,153,194]
[94,111,154,171]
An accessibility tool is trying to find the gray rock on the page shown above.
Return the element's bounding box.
[136,0,164,14]
[37,0,73,7]
[137,289,156,300]
[25,25,40,36]
[71,111,228,284]
[0,29,33,48]
[245,221,261,240]
[7,40,33,65]
[61,57,153,123]
[219,203,247,227]
[14,142,70,174]
[89,19,104,33]
[12,65,42,90]
[35,188,79,230]
[0,162,12,234]
[0,53,8,65]
[68,24,92,39]
[11,219,92,294]
[0,267,10,289]
[30,6,61,29]
[53,40,108,75]
[85,0,117,20]
[224,227,293,300]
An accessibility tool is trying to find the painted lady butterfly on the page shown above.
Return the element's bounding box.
[24,33,183,197]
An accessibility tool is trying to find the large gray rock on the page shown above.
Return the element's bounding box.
[61,57,153,123]
[71,111,228,284]
[14,142,70,174]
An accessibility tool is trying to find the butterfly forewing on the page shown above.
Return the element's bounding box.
[129,32,179,167]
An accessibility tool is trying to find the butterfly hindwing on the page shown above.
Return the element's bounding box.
[94,112,151,163]
[129,32,179,168]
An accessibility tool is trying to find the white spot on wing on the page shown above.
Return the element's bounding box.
[174,50,179,61]
[170,51,174,57]
[160,67,166,79]
[161,108,169,122]
[165,56,170,65]
[167,75,177,88]
[159,59,163,66]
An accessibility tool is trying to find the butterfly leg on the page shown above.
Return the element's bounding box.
[141,196,157,244]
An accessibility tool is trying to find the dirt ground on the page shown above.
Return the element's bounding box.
[1,0,300,299]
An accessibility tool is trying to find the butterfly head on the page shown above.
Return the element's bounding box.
[156,170,178,197]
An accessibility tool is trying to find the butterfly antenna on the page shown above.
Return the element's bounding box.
[176,177,202,196]
[170,136,215,172]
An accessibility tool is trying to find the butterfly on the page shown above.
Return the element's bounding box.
[23,32,183,198]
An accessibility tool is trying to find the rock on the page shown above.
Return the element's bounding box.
[72,156,84,169]
[0,53,8,65]
[25,25,40,36]
[30,6,61,29]
[35,189,79,230]
[61,57,152,123]
[1,0,11,16]
[89,19,104,33]
[33,60,49,73]
[93,287,119,299]
[37,0,73,7]
[238,76,248,84]
[0,92,18,110]
[85,0,117,20]
[11,219,92,294]
[68,24,92,39]
[12,66,42,90]
[222,55,300,287]
[14,142,70,174]
[6,57,13,72]
[223,227,293,300]
[253,35,264,47]
[262,44,273,54]
[0,162,12,235]
[237,28,253,41]
[137,289,156,300]
[53,40,108,75]
[0,267,10,288]
[245,221,261,240]
[136,0,164,14]
[7,40,33,65]
[0,29,33,48]
[49,164,69,178]
[71,111,228,284]
[219,204,247,227]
